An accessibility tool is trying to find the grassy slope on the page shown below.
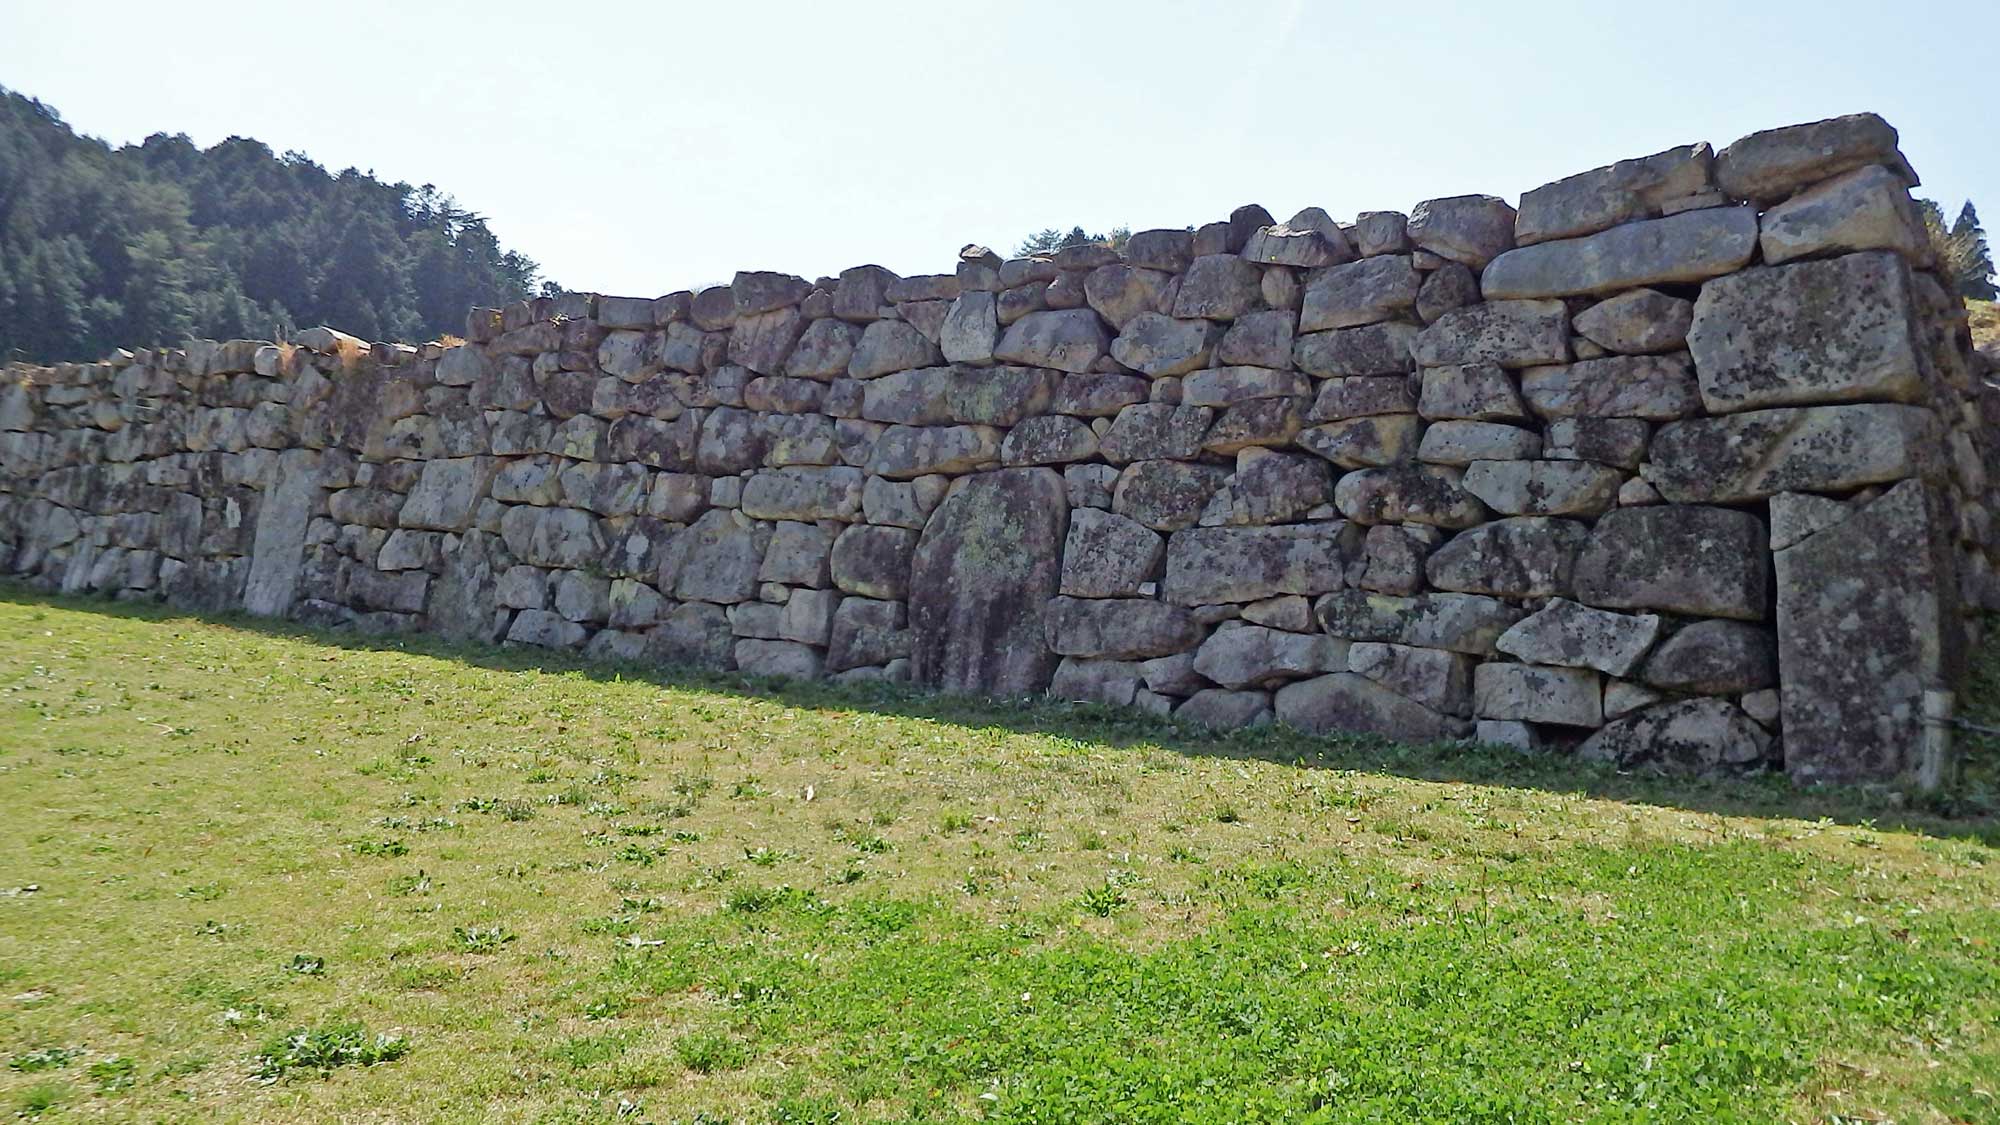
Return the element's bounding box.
[1,591,1997,1123]
[1970,299,1998,354]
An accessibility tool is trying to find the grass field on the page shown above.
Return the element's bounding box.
[3,589,1999,1123]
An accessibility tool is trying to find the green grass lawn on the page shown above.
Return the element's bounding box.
[2,589,1998,1123]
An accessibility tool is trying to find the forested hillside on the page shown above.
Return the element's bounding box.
[0,88,546,363]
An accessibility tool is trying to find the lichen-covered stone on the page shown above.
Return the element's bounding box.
[1646,404,1934,503]
[1573,505,1767,620]
[1411,301,1569,368]
[1641,620,1777,694]
[1480,208,1758,299]
[1576,698,1771,772]
[1060,508,1163,598]
[1495,598,1661,676]
[1424,516,1586,598]
[908,468,1067,696]
[1685,251,1924,413]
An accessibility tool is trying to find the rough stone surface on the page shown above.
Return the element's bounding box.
[1514,143,1715,245]
[1473,663,1602,726]
[1275,672,1464,740]
[1573,289,1694,354]
[1646,404,1933,503]
[1412,301,1569,368]
[1520,355,1701,421]
[1577,698,1771,772]
[1480,208,1759,299]
[1776,479,1954,785]
[1493,601,1659,684]
[1407,196,1517,268]
[908,468,1068,696]
[1714,112,1912,205]
[1046,595,1201,660]
[1573,506,1768,620]
[1758,165,1925,265]
[1424,516,1587,598]
[1686,251,1923,413]
[1060,508,1163,597]
[1641,620,1777,695]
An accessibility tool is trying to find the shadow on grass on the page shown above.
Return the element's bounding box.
[7,582,1997,844]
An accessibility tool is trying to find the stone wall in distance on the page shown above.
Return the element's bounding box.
[2,112,1993,791]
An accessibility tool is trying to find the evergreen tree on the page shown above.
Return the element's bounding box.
[0,85,549,363]
[1952,203,1997,301]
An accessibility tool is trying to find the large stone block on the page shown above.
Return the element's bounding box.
[865,424,1002,479]
[1298,256,1421,332]
[1424,516,1587,598]
[1407,195,1517,268]
[1573,505,1767,620]
[1109,313,1221,377]
[908,468,1068,696]
[1514,143,1714,245]
[993,309,1108,374]
[1347,641,1471,716]
[1685,251,1924,413]
[399,456,496,531]
[1192,623,1341,689]
[1473,663,1602,726]
[1462,460,1622,517]
[1520,355,1700,421]
[1775,479,1955,786]
[1646,404,1934,503]
[671,509,770,604]
[1714,112,1914,205]
[1641,620,1777,695]
[1274,672,1464,740]
[1060,508,1163,598]
[1294,323,1422,377]
[830,524,917,600]
[1161,522,1359,606]
[1315,589,1524,656]
[1045,595,1200,660]
[1758,165,1925,265]
[1411,301,1569,368]
[1480,207,1759,299]
[1495,598,1661,677]
[1112,460,1231,531]
[1577,698,1771,772]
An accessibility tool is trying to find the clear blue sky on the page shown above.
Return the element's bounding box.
[5,0,1991,297]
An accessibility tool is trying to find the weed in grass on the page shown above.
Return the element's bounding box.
[674,1031,748,1074]
[350,838,409,858]
[253,1024,409,1081]
[86,1055,135,1092]
[14,1082,64,1117]
[284,954,326,976]
[452,925,517,954]
[8,1047,76,1073]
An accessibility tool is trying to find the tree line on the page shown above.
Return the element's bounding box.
[0,87,548,364]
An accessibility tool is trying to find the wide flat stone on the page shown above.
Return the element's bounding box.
[1462,460,1623,517]
[1315,589,1524,656]
[1110,313,1219,377]
[1411,301,1569,368]
[1480,207,1759,299]
[1495,598,1661,677]
[1418,421,1541,465]
[1347,642,1471,716]
[1646,404,1934,503]
[1572,289,1693,354]
[1423,516,1587,598]
[1298,255,1421,331]
[992,309,1108,374]
[1520,355,1701,421]
[1045,595,1202,660]
[1685,251,1924,413]
[1161,522,1360,605]
[1192,623,1342,689]
[1514,143,1715,245]
[1333,464,1488,528]
[1572,505,1768,620]
[1576,698,1771,772]
[1274,672,1464,740]
[1714,112,1915,205]
[1473,663,1602,726]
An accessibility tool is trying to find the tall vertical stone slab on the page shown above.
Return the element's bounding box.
[1774,480,1958,786]
[243,448,323,617]
[909,468,1069,696]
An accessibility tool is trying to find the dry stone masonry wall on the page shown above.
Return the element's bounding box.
[4,113,1994,790]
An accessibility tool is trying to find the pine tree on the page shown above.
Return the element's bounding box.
[1952,203,1997,301]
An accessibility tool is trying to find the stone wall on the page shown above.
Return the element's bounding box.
[3,112,1993,790]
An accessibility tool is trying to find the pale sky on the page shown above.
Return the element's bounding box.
[5,0,1993,297]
